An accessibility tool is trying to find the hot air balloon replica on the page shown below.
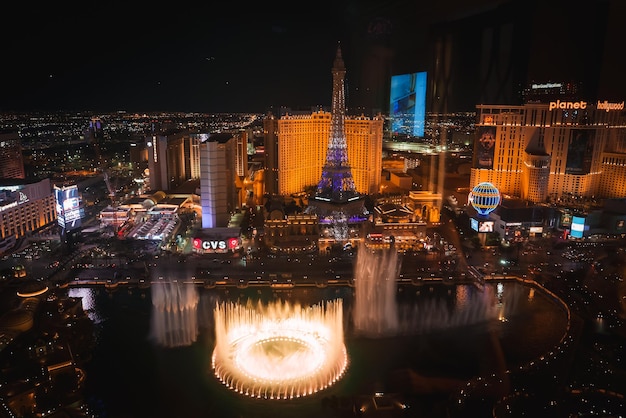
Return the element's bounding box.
[468,182,500,237]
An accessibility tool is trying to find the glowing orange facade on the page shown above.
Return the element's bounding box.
[470,102,626,203]
[276,111,383,197]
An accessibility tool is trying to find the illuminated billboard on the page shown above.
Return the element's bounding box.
[560,212,572,228]
[565,130,593,175]
[478,220,494,233]
[471,217,494,232]
[570,216,585,238]
[473,127,496,169]
[192,237,239,253]
[55,184,83,231]
[389,72,427,137]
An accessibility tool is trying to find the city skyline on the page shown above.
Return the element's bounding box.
[1,3,626,414]
[3,0,624,115]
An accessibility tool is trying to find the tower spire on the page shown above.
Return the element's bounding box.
[306,45,367,243]
[313,43,358,202]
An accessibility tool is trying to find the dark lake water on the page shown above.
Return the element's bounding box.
[66,281,569,418]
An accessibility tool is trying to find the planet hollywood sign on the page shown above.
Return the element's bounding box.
[548,100,587,111]
[548,100,624,112]
[192,237,239,253]
[597,100,624,112]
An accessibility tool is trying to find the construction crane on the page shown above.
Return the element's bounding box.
[103,170,117,205]
[89,119,117,206]
[87,117,129,238]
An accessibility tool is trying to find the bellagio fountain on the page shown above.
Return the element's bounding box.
[211,299,348,400]
[207,245,524,402]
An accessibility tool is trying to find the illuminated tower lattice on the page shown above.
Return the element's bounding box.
[307,45,367,241]
[314,45,359,203]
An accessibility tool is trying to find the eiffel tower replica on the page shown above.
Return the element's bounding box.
[306,45,368,241]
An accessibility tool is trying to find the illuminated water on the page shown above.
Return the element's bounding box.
[352,249,519,337]
[150,282,199,348]
[212,299,347,399]
[69,282,569,418]
[353,248,401,336]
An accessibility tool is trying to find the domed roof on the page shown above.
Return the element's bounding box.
[151,190,167,203]
[143,190,166,208]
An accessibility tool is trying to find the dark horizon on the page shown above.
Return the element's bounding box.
[1,0,624,115]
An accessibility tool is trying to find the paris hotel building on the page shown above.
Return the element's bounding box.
[470,99,626,204]
[263,110,384,198]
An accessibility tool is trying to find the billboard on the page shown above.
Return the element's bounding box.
[570,216,585,238]
[565,130,593,175]
[389,72,427,137]
[561,212,572,228]
[55,184,82,231]
[470,218,494,232]
[473,127,496,169]
[478,220,494,232]
[192,237,239,253]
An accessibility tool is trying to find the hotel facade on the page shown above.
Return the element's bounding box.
[264,110,384,198]
[470,100,626,204]
[0,178,56,251]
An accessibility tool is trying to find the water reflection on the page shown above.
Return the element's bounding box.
[394,283,522,334]
[68,281,568,418]
[352,248,524,337]
[68,287,105,324]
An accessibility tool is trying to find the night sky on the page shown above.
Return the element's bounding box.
[1,0,624,114]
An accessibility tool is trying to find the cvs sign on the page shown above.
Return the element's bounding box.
[192,237,239,253]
